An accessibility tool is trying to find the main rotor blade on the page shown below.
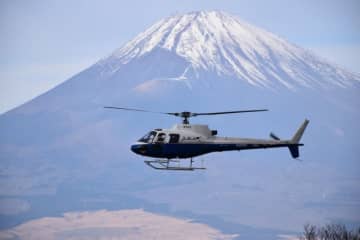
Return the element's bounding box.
[104,107,268,120]
[192,109,268,116]
[104,106,177,116]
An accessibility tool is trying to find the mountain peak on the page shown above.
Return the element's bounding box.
[99,10,359,90]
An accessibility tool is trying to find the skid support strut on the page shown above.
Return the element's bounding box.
[144,158,206,171]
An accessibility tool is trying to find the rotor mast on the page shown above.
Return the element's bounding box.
[176,112,192,124]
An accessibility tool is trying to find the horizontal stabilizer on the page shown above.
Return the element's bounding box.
[270,132,280,140]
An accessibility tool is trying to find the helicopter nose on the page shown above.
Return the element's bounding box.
[131,144,147,155]
[131,144,139,153]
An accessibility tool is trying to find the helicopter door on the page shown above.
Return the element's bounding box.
[169,134,180,143]
[155,132,166,143]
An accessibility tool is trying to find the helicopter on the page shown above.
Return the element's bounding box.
[105,106,309,171]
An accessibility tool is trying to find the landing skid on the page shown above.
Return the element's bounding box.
[144,158,206,171]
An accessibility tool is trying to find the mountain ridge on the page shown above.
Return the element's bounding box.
[96,10,359,91]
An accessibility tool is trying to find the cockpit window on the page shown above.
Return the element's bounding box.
[138,131,156,143]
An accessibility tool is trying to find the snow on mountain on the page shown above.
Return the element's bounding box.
[98,10,359,90]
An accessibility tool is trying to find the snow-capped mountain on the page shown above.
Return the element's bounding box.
[0,11,359,240]
[99,11,359,90]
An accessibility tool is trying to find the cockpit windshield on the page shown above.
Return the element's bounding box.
[138,131,157,143]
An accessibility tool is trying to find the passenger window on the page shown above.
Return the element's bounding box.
[169,134,180,143]
[156,133,166,143]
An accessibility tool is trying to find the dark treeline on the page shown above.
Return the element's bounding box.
[300,224,360,240]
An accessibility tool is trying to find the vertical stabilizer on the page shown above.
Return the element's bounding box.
[292,119,309,143]
[288,119,309,158]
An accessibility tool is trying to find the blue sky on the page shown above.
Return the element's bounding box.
[1,0,359,114]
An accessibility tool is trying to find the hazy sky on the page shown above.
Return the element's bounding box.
[1,0,359,113]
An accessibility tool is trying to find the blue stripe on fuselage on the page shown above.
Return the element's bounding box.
[131,143,242,159]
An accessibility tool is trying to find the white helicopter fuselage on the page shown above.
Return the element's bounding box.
[131,121,308,159]
[104,106,308,170]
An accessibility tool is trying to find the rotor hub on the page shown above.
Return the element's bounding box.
[180,112,192,124]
